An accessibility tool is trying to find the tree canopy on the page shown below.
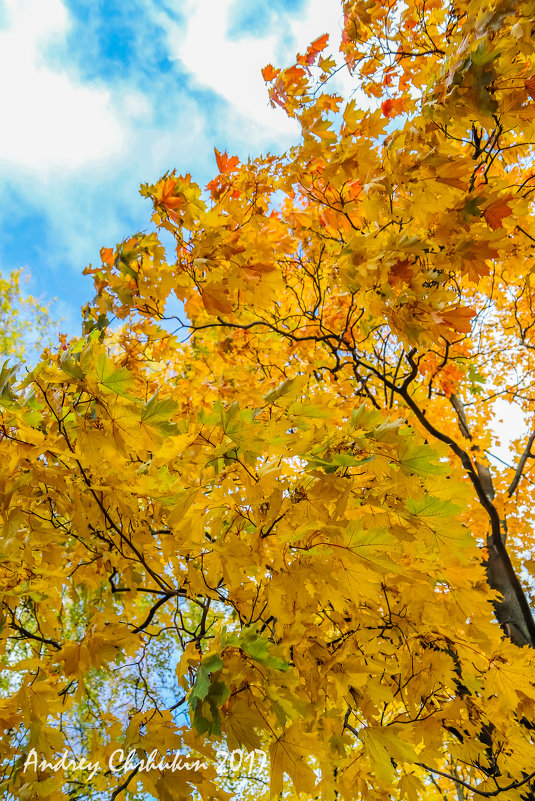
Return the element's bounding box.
[3,1,535,799]
[0,269,52,361]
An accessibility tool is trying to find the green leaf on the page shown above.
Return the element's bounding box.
[398,445,449,477]
[0,360,19,404]
[209,680,230,705]
[224,627,288,671]
[141,394,178,423]
[467,362,485,395]
[189,654,228,736]
[350,404,384,430]
[191,713,214,736]
[60,354,84,380]
[141,393,179,436]
[190,671,211,705]
[94,353,134,398]
[405,495,460,517]
[306,453,375,472]
[118,258,137,281]
[220,400,240,430]
[201,653,224,672]
[83,314,110,337]
[189,654,224,705]
[462,196,481,221]
[373,418,405,440]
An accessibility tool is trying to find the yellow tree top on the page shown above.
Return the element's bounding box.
[2,1,535,799]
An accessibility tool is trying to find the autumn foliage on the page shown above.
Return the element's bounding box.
[3,1,535,799]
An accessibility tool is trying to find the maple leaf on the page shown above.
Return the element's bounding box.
[201,285,233,315]
[94,351,134,398]
[361,727,417,784]
[381,97,405,117]
[262,64,279,82]
[525,76,535,101]
[214,148,240,175]
[483,197,513,229]
[440,306,477,334]
[100,247,114,266]
[156,175,183,210]
[309,32,329,54]
[270,724,318,796]
[389,258,413,284]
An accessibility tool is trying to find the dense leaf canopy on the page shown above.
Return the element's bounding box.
[2,1,535,799]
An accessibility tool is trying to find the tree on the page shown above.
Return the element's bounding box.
[2,1,535,799]
[0,269,52,360]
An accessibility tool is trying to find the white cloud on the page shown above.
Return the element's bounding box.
[157,0,296,142]
[0,0,351,177]
[158,0,353,144]
[0,0,214,288]
[0,0,126,173]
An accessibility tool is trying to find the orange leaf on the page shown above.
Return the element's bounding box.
[525,76,535,101]
[244,262,276,274]
[381,97,404,118]
[309,33,329,54]
[158,176,183,210]
[456,238,498,281]
[201,287,233,315]
[483,198,513,230]
[262,64,279,82]
[100,247,114,266]
[437,176,465,190]
[214,148,240,175]
[440,306,477,334]
[206,177,221,199]
[389,258,413,284]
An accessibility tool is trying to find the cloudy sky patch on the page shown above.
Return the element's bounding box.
[0,0,346,336]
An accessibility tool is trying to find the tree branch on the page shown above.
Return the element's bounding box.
[8,620,61,651]
[450,393,495,501]
[507,430,535,497]
[132,593,181,634]
[418,763,535,798]
[110,766,139,800]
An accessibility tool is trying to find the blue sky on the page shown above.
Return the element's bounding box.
[0,0,349,337]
